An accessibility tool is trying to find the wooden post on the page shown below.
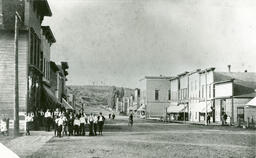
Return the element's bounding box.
[14,13,20,136]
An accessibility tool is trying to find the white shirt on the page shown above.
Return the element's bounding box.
[99,116,104,122]
[74,119,80,126]
[25,115,33,122]
[45,111,51,118]
[93,116,98,123]
[80,117,86,124]
[88,116,94,122]
[57,118,64,126]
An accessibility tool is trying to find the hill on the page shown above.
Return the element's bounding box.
[67,85,134,111]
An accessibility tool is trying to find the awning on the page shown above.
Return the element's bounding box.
[43,85,61,108]
[167,105,185,114]
[129,106,137,111]
[246,97,256,107]
[62,98,74,110]
[137,104,145,111]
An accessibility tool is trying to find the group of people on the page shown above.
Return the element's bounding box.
[44,109,106,138]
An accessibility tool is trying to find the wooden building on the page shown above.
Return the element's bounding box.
[0,0,52,119]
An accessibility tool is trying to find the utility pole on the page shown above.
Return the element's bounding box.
[205,70,208,125]
[14,11,22,136]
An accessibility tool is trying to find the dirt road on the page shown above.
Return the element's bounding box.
[29,116,256,158]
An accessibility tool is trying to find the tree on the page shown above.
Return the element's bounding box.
[120,87,125,98]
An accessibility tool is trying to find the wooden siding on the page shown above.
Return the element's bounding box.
[0,0,2,24]
[0,30,28,119]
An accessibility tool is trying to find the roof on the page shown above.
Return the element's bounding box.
[145,76,173,80]
[188,69,201,76]
[42,26,56,44]
[177,71,189,77]
[214,72,256,96]
[35,0,52,17]
[199,67,216,74]
[234,92,256,98]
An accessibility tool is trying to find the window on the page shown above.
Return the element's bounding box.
[155,90,159,101]
[202,85,204,98]
[209,85,211,98]
[168,90,171,100]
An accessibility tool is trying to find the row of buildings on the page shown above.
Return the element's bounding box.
[117,66,256,125]
[0,0,75,128]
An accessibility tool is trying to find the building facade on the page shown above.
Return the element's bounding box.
[0,0,52,119]
[140,76,172,118]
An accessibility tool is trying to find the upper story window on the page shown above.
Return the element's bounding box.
[155,90,159,101]
[201,85,204,98]
[168,90,171,100]
[209,84,211,98]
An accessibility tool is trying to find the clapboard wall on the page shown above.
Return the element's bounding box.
[0,30,28,119]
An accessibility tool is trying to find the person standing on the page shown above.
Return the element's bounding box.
[73,115,80,136]
[68,113,74,136]
[56,115,64,138]
[93,114,98,136]
[112,113,115,120]
[44,109,52,131]
[223,113,227,125]
[80,114,86,136]
[98,112,105,136]
[109,114,111,119]
[207,113,211,125]
[88,113,94,136]
[25,113,33,135]
[129,113,133,127]
[62,114,68,136]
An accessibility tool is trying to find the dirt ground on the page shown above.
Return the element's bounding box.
[29,116,256,158]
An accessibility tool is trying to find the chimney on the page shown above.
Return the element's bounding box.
[244,70,247,72]
[227,65,231,72]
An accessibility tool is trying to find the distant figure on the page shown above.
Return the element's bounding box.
[207,114,211,125]
[223,113,227,125]
[129,113,133,127]
[98,112,105,136]
[112,113,115,120]
[109,114,111,119]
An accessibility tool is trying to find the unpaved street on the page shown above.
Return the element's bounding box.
[29,117,256,158]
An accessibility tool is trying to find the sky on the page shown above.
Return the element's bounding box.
[43,0,256,88]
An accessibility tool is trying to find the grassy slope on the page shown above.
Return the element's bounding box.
[67,85,134,113]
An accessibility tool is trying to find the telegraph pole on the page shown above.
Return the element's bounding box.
[14,12,22,136]
[205,70,208,125]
